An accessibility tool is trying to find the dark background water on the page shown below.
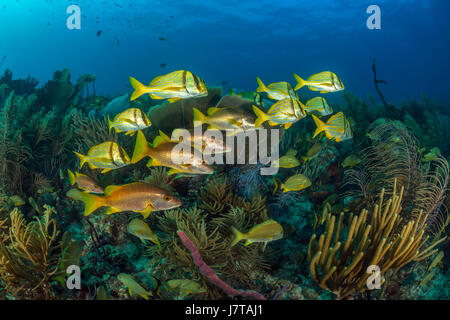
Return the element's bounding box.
[1,0,449,104]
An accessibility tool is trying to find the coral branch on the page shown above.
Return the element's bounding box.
[176,230,267,300]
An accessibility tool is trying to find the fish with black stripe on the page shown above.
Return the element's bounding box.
[312,112,353,142]
[252,97,306,129]
[108,108,152,136]
[73,141,130,173]
[256,77,298,101]
[129,70,208,102]
[293,71,344,93]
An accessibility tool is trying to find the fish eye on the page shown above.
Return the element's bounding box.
[164,195,171,201]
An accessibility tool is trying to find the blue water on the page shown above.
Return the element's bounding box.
[1,0,449,103]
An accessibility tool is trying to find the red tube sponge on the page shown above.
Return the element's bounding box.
[176,230,267,300]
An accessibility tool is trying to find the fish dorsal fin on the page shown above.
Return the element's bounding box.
[149,75,163,86]
[207,107,221,115]
[158,130,172,142]
[152,131,171,148]
[285,149,297,157]
[104,185,121,196]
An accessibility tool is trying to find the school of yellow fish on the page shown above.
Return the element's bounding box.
[67,69,352,299]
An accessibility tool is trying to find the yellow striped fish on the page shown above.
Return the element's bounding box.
[73,142,130,173]
[108,108,152,136]
[293,71,344,93]
[281,174,312,192]
[252,98,306,129]
[304,97,333,116]
[256,77,297,101]
[273,149,300,168]
[129,70,208,102]
[312,112,353,142]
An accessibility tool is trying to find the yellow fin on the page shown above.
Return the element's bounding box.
[284,123,293,129]
[141,294,149,300]
[230,226,244,247]
[67,169,76,185]
[73,152,87,169]
[104,185,121,196]
[311,114,325,138]
[146,158,161,167]
[140,206,153,219]
[207,107,220,115]
[192,107,206,125]
[268,121,277,126]
[168,168,182,175]
[252,105,267,128]
[293,73,306,91]
[256,77,267,93]
[244,240,253,246]
[167,97,181,103]
[101,168,113,174]
[104,207,122,215]
[79,192,105,216]
[129,77,148,101]
[131,130,151,164]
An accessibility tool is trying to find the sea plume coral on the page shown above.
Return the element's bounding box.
[308,179,446,299]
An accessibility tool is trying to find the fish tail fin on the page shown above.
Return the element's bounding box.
[193,107,206,125]
[252,105,267,128]
[311,114,325,138]
[131,130,151,164]
[272,178,279,195]
[67,169,76,185]
[129,77,148,101]
[230,226,244,247]
[256,77,267,93]
[73,151,87,169]
[67,189,104,216]
[293,73,306,91]
[107,115,113,135]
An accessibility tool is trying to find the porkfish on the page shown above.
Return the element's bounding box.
[73,142,130,173]
[293,71,344,93]
[312,112,353,142]
[304,97,333,116]
[108,108,152,136]
[131,130,214,175]
[67,182,181,218]
[129,70,208,102]
[252,98,306,129]
[256,77,297,101]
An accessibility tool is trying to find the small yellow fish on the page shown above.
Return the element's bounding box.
[8,195,26,206]
[312,112,353,142]
[256,77,297,101]
[293,71,344,93]
[117,273,153,300]
[304,97,333,116]
[74,142,130,173]
[108,108,152,136]
[302,142,322,162]
[67,182,181,218]
[165,279,206,298]
[129,70,208,102]
[231,219,284,250]
[342,154,361,168]
[281,174,312,192]
[127,218,160,246]
[252,98,306,129]
[274,149,300,168]
[193,107,256,134]
[67,169,104,194]
[229,88,264,108]
[427,251,444,272]
[131,130,214,175]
